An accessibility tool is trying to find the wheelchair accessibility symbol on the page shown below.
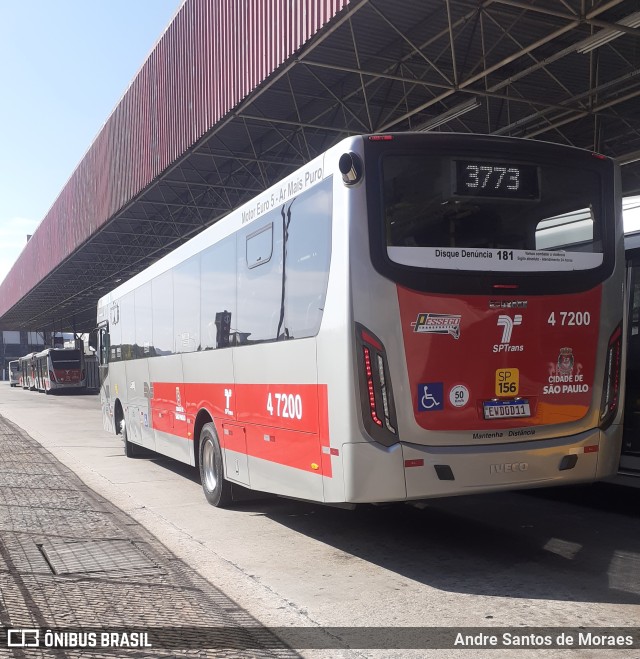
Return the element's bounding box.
[417,382,444,411]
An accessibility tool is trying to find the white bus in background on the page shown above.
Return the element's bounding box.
[93,133,625,507]
[8,360,20,387]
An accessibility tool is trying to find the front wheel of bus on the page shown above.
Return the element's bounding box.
[122,421,141,458]
[199,423,232,507]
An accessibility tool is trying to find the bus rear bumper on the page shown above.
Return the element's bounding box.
[342,424,622,502]
[50,381,85,390]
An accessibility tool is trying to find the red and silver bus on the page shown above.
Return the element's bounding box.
[94,133,625,507]
[33,348,86,393]
[19,353,36,390]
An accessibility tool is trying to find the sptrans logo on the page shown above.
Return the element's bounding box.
[493,314,523,353]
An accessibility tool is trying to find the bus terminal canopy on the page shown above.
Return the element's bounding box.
[1,0,639,332]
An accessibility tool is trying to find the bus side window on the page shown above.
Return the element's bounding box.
[135,282,153,357]
[237,181,332,345]
[173,255,200,353]
[238,220,284,344]
[284,178,332,339]
[120,292,136,361]
[152,270,174,356]
[201,236,237,350]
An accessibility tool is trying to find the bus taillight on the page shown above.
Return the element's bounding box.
[599,323,622,429]
[49,370,56,383]
[363,347,383,427]
[356,324,398,446]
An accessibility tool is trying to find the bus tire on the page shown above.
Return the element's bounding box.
[199,423,232,507]
[122,422,142,458]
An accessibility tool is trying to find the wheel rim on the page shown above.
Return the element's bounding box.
[202,439,218,492]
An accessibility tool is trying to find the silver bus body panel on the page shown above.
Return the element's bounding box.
[341,442,406,503]
[341,428,612,503]
[314,138,362,503]
[245,454,324,501]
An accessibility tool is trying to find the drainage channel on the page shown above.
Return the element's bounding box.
[0,415,300,658]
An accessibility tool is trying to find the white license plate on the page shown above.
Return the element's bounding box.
[483,400,531,420]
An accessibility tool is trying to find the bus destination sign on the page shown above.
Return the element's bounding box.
[454,160,539,200]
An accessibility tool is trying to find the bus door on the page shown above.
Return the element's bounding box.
[123,356,154,452]
[92,325,114,434]
[35,355,44,391]
[622,259,640,473]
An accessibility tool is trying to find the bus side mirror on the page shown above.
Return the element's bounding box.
[339,152,363,186]
[88,330,98,351]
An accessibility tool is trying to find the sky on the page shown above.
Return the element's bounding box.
[0,0,183,284]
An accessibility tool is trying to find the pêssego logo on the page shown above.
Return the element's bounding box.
[411,313,461,339]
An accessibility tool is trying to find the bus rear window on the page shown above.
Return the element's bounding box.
[383,154,604,272]
[51,350,81,365]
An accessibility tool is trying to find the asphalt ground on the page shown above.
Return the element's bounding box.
[0,413,300,658]
[0,385,639,658]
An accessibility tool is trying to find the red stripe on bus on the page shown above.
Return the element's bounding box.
[151,382,332,476]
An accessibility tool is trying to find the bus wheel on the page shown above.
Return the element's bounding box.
[122,421,141,458]
[199,423,232,507]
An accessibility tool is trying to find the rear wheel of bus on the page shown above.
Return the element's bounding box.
[199,423,232,507]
